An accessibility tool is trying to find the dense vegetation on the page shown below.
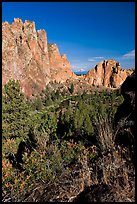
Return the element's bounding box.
[2,80,134,202]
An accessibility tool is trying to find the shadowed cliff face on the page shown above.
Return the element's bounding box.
[2,18,134,96]
[114,71,135,164]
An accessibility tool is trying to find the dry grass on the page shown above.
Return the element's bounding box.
[16,137,135,202]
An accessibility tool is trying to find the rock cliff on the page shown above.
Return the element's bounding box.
[84,59,133,88]
[48,43,76,83]
[2,18,51,96]
[2,18,134,96]
[2,18,75,96]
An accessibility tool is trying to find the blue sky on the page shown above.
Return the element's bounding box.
[2,2,135,72]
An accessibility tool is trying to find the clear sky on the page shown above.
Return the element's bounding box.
[2,2,135,72]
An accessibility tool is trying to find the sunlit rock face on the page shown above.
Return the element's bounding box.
[2,18,75,96]
[48,43,76,83]
[84,59,134,88]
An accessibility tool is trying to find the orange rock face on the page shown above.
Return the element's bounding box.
[85,59,134,88]
[2,18,75,96]
[48,44,76,83]
[2,18,51,96]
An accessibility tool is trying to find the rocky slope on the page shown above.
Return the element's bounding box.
[2,18,134,96]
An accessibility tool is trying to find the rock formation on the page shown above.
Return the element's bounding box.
[84,59,133,88]
[2,18,134,96]
[48,43,76,83]
[2,18,75,96]
[2,18,51,96]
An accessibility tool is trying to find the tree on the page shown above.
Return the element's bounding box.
[33,97,43,111]
[69,83,74,94]
[39,111,57,141]
[2,80,31,141]
[44,96,53,106]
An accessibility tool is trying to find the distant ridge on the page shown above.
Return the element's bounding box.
[74,71,88,76]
